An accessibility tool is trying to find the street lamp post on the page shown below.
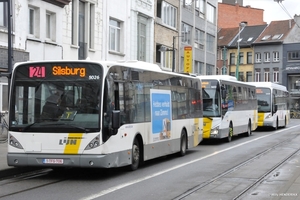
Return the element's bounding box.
[235,22,246,80]
[172,36,176,72]
[222,46,227,75]
[172,35,183,72]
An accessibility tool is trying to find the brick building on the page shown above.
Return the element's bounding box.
[218,3,266,28]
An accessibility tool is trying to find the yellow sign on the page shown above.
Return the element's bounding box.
[184,46,192,73]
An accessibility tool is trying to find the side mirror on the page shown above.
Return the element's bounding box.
[111,110,121,135]
[273,105,278,113]
[221,89,227,100]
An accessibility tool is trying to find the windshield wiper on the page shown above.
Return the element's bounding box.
[48,123,90,133]
[22,122,39,131]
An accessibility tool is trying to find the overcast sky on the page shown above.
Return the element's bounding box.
[219,0,300,23]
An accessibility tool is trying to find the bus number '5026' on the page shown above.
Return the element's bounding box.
[89,75,100,80]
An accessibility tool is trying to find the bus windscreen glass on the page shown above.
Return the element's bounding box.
[10,62,103,133]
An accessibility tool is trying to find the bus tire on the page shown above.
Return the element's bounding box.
[129,138,140,171]
[179,130,187,156]
[244,120,252,137]
[274,118,278,130]
[283,116,287,128]
[227,123,233,142]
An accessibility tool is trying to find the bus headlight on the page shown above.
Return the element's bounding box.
[210,127,219,135]
[85,135,101,150]
[265,114,272,119]
[9,135,24,149]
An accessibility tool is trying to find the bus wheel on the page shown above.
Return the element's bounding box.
[244,120,252,137]
[274,118,278,130]
[179,130,187,156]
[129,138,140,171]
[283,116,287,128]
[227,123,233,142]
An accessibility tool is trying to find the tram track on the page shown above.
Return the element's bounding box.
[0,168,67,198]
[173,133,300,200]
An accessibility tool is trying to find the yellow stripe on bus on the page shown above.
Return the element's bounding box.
[203,117,213,139]
[257,113,265,126]
[193,118,199,146]
[64,133,83,154]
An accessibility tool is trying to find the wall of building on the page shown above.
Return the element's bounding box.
[63,0,103,60]
[227,47,254,81]
[129,0,155,63]
[218,3,266,28]
[254,44,283,83]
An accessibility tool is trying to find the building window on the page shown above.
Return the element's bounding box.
[181,23,192,44]
[230,53,235,65]
[28,6,40,37]
[247,52,252,64]
[0,2,7,27]
[72,0,95,56]
[206,64,214,75]
[89,3,95,49]
[264,69,270,82]
[194,61,204,75]
[157,0,177,28]
[206,3,215,24]
[46,11,56,41]
[273,51,279,62]
[109,19,121,52]
[239,72,244,81]
[239,52,244,64]
[255,70,260,82]
[195,29,204,49]
[156,44,172,70]
[246,71,252,82]
[288,51,300,61]
[206,34,215,53]
[273,69,279,83]
[264,52,270,62]
[255,53,261,63]
[195,0,205,18]
[221,66,227,75]
[137,16,147,61]
[183,0,193,11]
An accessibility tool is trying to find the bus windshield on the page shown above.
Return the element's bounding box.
[202,80,221,117]
[10,62,103,133]
[256,88,271,112]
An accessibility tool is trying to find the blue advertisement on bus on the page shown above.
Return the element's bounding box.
[151,89,172,142]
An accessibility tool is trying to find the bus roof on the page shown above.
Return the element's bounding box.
[198,75,256,88]
[198,75,237,81]
[248,82,288,92]
[14,60,163,71]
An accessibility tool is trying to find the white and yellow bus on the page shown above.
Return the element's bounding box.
[249,82,289,129]
[199,75,257,142]
[7,60,203,170]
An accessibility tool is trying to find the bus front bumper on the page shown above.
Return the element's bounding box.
[7,151,131,168]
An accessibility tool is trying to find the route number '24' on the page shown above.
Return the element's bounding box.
[29,66,46,78]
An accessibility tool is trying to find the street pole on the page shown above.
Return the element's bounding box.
[172,36,175,72]
[235,22,246,80]
[236,33,240,80]
[222,46,227,75]
[7,0,12,76]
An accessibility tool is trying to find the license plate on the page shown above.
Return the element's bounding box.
[43,159,64,164]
